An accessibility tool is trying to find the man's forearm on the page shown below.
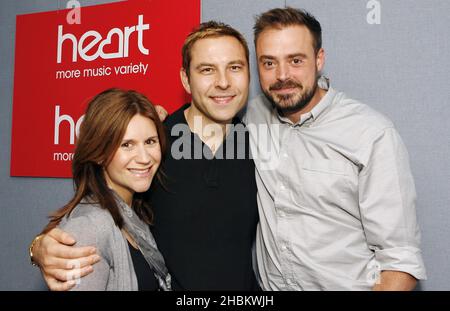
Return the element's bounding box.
[372,270,417,291]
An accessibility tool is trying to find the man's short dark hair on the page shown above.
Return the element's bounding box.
[253,7,322,54]
[182,21,249,78]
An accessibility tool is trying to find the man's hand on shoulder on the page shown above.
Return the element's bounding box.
[155,105,169,122]
[31,228,100,291]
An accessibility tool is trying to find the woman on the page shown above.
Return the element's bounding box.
[43,88,171,291]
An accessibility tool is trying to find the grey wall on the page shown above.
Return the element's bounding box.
[1,0,449,290]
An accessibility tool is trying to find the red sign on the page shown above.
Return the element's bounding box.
[11,0,200,177]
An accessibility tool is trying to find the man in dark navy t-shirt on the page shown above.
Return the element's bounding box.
[149,21,258,290]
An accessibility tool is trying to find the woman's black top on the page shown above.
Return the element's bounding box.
[127,241,159,291]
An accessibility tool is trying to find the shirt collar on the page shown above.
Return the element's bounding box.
[275,76,336,127]
[176,103,243,127]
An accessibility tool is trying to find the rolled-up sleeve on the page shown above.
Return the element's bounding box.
[358,127,427,280]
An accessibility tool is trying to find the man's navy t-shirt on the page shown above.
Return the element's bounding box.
[149,104,259,290]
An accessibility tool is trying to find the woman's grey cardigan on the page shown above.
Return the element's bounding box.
[59,202,140,290]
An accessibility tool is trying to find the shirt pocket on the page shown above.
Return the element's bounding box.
[292,158,358,216]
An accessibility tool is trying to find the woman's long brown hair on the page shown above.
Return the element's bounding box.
[43,88,167,233]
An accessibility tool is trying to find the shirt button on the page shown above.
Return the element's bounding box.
[280,184,286,191]
[281,245,287,251]
[282,153,288,159]
[279,211,286,217]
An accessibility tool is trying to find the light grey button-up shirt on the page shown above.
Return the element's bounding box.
[244,77,426,290]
